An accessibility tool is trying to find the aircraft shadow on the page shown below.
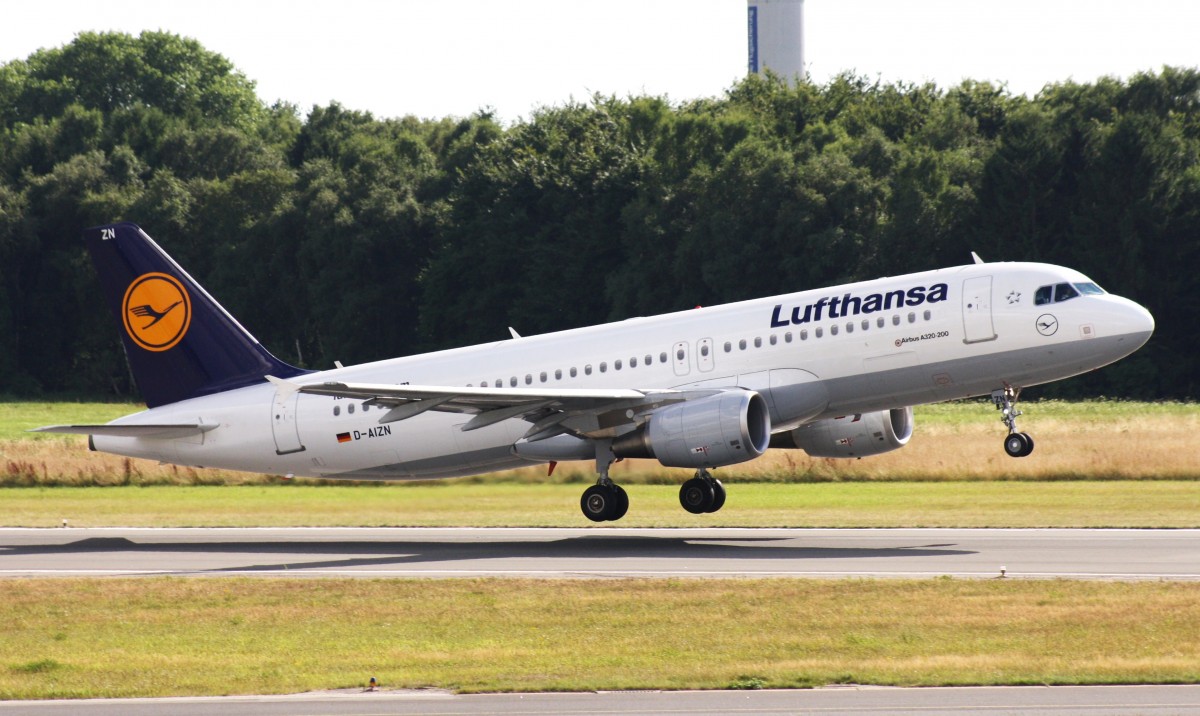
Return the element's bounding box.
[0,534,975,574]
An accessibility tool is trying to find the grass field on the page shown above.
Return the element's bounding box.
[1,578,1197,698]
[3,481,1199,528]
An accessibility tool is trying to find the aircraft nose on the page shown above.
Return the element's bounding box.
[1111,296,1155,349]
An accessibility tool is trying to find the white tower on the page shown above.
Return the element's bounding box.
[747,0,805,81]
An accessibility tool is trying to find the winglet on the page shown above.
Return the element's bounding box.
[508,327,521,339]
[971,251,985,265]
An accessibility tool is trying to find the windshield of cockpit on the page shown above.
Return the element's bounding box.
[1034,282,1105,305]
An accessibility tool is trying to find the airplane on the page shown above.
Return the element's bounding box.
[36,222,1155,521]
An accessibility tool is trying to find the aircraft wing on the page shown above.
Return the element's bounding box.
[276,378,715,441]
[31,423,218,439]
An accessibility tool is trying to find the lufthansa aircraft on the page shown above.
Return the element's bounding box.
[37,223,1155,521]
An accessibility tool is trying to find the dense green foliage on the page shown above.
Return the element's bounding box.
[1,32,1195,399]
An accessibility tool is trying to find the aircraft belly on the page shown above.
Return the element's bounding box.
[819,334,1141,415]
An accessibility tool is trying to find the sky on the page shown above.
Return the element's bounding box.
[2,0,1198,123]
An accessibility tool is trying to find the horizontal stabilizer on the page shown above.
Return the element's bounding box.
[31,423,218,439]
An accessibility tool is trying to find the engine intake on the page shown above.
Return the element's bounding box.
[771,407,914,458]
[614,390,771,468]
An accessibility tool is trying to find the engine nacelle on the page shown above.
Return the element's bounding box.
[771,407,914,458]
[614,390,772,468]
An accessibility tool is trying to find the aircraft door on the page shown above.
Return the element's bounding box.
[271,390,305,455]
[962,276,997,344]
[672,341,691,377]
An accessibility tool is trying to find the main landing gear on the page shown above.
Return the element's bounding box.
[679,469,727,514]
[992,385,1035,458]
[578,440,729,521]
[580,440,628,522]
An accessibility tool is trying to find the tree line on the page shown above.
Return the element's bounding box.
[1,31,1196,401]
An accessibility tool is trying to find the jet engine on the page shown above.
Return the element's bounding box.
[770,407,914,458]
[614,390,771,468]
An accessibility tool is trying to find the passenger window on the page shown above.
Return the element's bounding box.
[540,372,547,383]
[861,320,869,331]
[495,379,503,388]
[570,367,577,378]
[585,365,593,375]
[700,345,709,357]
[525,374,533,385]
[660,352,668,363]
[923,310,931,321]
[348,404,355,414]
[676,348,685,360]
[815,327,823,338]
[645,354,653,365]
[785,332,792,343]
[846,322,853,334]
[333,405,340,416]
[724,342,732,353]
[1055,283,1080,302]
[831,325,839,336]
[555,369,562,380]
[800,329,808,340]
[614,360,622,371]
[739,339,747,350]
[769,334,777,345]
[908,312,916,323]
[877,317,884,328]
[630,357,638,368]
[893,315,901,326]
[753,337,761,348]
[600,362,607,373]
[510,377,518,387]
[1035,286,1053,305]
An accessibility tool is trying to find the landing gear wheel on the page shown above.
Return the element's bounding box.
[581,483,629,522]
[707,479,726,513]
[582,485,616,522]
[1004,432,1034,458]
[610,484,629,521]
[679,477,716,514]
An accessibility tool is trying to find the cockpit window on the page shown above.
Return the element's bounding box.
[1054,283,1080,302]
[1035,281,1103,305]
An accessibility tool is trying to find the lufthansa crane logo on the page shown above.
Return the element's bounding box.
[122,273,191,352]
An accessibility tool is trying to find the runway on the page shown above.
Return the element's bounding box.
[6,685,1200,715]
[0,527,1197,579]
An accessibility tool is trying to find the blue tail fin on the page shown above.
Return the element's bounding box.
[86,222,309,407]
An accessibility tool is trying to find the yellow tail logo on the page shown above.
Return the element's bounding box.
[122,273,191,352]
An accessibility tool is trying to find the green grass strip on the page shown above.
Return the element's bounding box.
[1,578,1197,698]
[3,481,1199,528]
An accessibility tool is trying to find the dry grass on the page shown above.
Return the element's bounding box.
[1,578,1197,698]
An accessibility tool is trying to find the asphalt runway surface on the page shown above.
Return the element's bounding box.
[6,686,1200,716]
[0,526,1197,579]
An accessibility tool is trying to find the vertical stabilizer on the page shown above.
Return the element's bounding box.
[85,222,309,407]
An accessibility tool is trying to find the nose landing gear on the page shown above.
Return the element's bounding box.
[993,386,1034,457]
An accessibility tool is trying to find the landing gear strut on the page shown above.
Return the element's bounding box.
[580,440,629,522]
[992,386,1034,458]
[679,468,727,514]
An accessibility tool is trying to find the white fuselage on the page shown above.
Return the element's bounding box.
[94,261,1155,479]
